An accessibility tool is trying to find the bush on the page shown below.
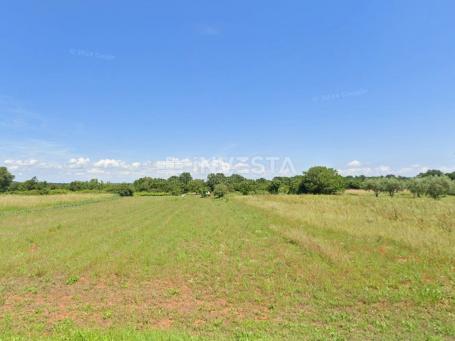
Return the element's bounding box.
[38,188,50,195]
[213,184,228,198]
[299,166,345,194]
[200,189,210,198]
[116,186,134,197]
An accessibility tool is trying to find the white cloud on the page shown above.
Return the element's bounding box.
[378,165,392,173]
[339,163,438,177]
[93,159,123,168]
[69,157,90,168]
[2,155,454,182]
[87,168,105,174]
[347,160,362,167]
[153,157,193,170]
[4,159,39,170]
[5,159,39,166]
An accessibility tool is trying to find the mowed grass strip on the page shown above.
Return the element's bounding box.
[0,193,115,216]
[1,195,298,338]
[0,194,454,340]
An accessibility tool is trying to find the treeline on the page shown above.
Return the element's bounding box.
[1,166,454,199]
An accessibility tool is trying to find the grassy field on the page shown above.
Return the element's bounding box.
[0,193,454,340]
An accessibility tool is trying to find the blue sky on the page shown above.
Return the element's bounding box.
[1,1,454,181]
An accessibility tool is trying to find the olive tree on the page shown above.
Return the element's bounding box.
[381,177,402,197]
[407,178,427,197]
[424,176,453,199]
[363,178,383,197]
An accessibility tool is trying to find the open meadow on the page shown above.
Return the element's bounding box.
[0,193,454,340]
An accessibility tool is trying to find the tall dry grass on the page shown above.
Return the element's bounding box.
[239,194,455,255]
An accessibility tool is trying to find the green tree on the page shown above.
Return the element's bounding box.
[238,180,254,195]
[267,179,281,194]
[418,169,444,177]
[88,179,102,190]
[363,178,382,197]
[446,172,455,181]
[254,178,271,193]
[188,179,207,194]
[0,167,14,192]
[227,174,246,190]
[213,183,228,198]
[207,173,227,191]
[289,176,304,194]
[178,172,193,192]
[166,177,184,196]
[381,177,402,197]
[407,178,427,197]
[299,166,345,194]
[116,184,134,197]
[69,181,86,191]
[424,176,453,199]
[22,177,39,191]
[344,175,366,189]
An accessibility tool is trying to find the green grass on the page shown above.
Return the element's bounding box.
[0,193,453,340]
[0,193,115,214]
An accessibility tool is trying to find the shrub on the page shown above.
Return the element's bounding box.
[299,166,345,194]
[213,184,228,198]
[117,186,134,197]
[200,189,210,198]
[38,188,50,195]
